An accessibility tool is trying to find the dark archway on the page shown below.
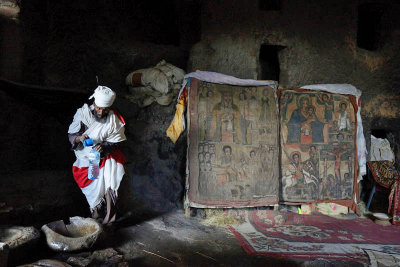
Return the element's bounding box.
[258,44,285,82]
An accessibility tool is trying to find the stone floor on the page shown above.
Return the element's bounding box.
[8,209,367,266]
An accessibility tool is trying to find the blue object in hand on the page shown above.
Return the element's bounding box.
[88,147,100,180]
[82,138,94,147]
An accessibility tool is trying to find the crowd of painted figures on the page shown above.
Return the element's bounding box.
[196,82,279,201]
[281,91,355,201]
[194,83,356,203]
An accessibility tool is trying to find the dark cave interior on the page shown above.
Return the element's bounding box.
[1,0,400,265]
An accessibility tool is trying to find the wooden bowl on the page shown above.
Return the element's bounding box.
[372,212,391,221]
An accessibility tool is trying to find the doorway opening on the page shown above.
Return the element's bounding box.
[258,44,285,82]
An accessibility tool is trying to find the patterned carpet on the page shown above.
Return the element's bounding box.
[228,210,400,263]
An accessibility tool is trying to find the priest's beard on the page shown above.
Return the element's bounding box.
[92,109,108,123]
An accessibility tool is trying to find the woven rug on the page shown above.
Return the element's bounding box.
[367,161,400,225]
[367,161,399,188]
[228,210,400,263]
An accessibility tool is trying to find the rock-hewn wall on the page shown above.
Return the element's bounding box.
[1,0,400,223]
[0,0,198,224]
[189,0,400,164]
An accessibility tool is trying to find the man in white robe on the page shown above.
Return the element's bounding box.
[68,86,127,224]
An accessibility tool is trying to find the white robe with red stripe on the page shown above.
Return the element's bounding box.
[68,104,127,211]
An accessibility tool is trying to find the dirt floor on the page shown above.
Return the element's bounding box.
[10,209,369,267]
[113,210,304,266]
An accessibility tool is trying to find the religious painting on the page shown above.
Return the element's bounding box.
[279,89,357,203]
[187,78,279,207]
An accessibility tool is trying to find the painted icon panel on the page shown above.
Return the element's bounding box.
[187,79,279,207]
[280,89,357,202]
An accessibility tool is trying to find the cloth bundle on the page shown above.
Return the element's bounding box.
[125,60,185,107]
[370,135,395,162]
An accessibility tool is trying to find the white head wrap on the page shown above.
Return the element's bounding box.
[89,86,116,107]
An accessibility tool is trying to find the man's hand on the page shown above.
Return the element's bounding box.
[75,134,89,143]
[94,143,103,153]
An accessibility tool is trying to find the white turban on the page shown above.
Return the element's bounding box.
[89,86,116,107]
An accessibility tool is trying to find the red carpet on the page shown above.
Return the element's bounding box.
[228,210,400,263]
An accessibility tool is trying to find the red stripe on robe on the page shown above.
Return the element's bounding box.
[111,109,126,125]
[72,149,126,188]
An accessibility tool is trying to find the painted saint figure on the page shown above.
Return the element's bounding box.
[248,150,259,180]
[220,145,238,182]
[199,91,215,141]
[259,88,270,121]
[288,152,304,184]
[300,106,313,144]
[280,92,293,122]
[347,156,353,177]
[306,105,324,143]
[287,96,310,143]
[326,146,347,188]
[316,93,334,123]
[337,102,351,132]
[198,92,207,140]
[307,145,319,178]
[246,88,259,145]
[239,91,250,144]
[204,91,215,140]
[213,92,239,143]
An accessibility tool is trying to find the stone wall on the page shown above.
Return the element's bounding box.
[189,0,400,163]
[0,0,196,223]
[1,0,399,223]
